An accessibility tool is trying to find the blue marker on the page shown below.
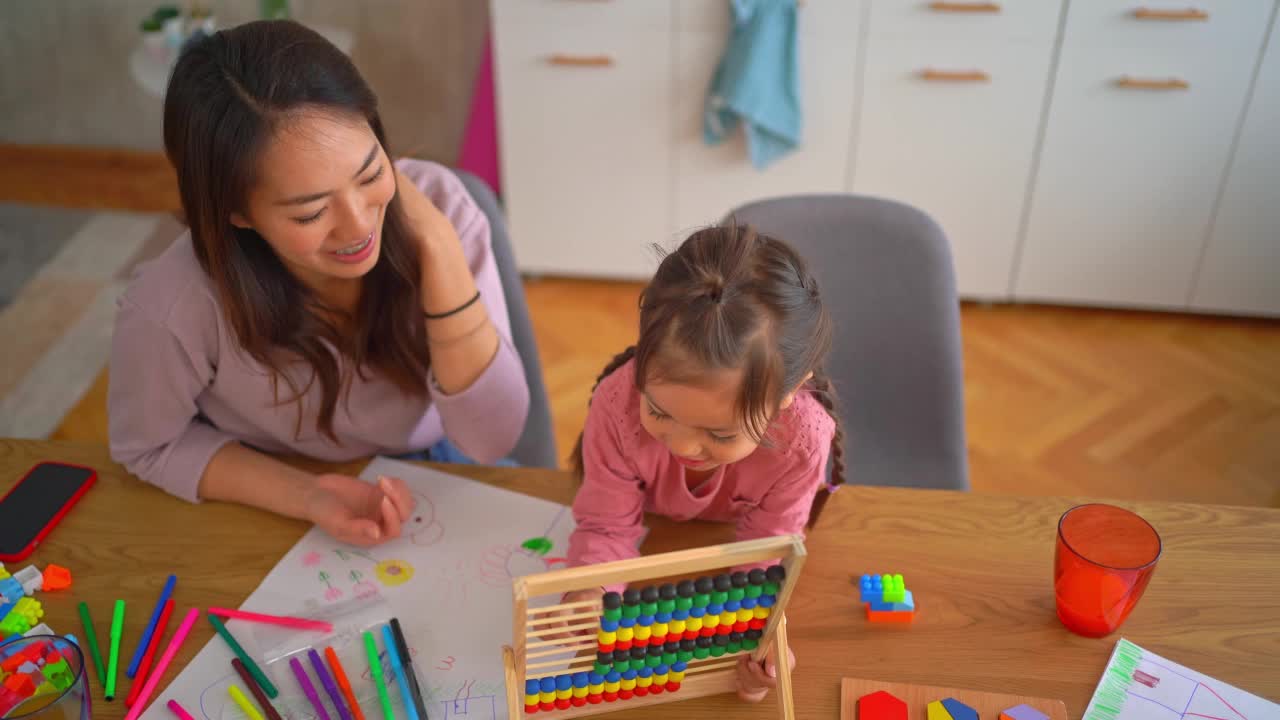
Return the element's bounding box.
[381,625,420,720]
[127,574,176,677]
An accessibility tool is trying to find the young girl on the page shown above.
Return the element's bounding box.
[562,223,846,702]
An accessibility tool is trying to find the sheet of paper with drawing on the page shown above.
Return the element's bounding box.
[141,458,577,720]
[1082,639,1279,720]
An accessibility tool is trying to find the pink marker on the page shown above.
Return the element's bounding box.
[124,608,200,720]
[208,608,334,633]
[166,699,196,720]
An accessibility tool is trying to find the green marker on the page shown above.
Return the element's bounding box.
[364,630,394,720]
[76,602,107,686]
[105,600,125,700]
[208,614,279,698]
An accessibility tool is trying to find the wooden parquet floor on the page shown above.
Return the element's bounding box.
[9,145,1280,507]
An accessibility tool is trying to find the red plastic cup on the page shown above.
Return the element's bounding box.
[1055,503,1161,637]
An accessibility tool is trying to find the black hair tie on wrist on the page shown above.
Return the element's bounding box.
[423,290,481,319]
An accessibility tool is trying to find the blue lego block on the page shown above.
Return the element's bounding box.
[0,602,14,621]
[859,574,883,603]
[0,579,23,604]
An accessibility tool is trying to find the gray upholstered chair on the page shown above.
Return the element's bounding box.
[453,170,559,469]
[725,195,969,490]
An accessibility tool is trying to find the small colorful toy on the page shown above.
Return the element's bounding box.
[0,598,44,640]
[0,579,23,605]
[41,565,72,592]
[1001,704,1050,720]
[13,567,42,596]
[0,564,8,580]
[858,690,908,720]
[504,535,804,718]
[939,697,980,720]
[858,574,916,623]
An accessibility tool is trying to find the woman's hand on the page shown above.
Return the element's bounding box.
[734,642,796,702]
[305,474,416,546]
[394,168,460,253]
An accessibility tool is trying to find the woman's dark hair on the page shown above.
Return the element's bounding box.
[163,20,428,442]
[570,223,846,527]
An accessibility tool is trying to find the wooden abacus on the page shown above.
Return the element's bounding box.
[502,535,804,719]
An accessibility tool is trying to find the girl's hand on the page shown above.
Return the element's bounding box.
[394,168,460,253]
[540,587,605,642]
[734,643,796,702]
[305,474,416,546]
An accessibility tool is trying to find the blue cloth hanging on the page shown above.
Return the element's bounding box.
[703,0,801,169]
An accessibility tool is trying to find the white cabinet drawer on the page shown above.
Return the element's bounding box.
[676,0,861,36]
[493,0,671,32]
[1062,0,1275,51]
[672,27,861,232]
[1192,19,1280,317]
[869,0,1064,43]
[493,24,671,278]
[851,39,1056,298]
[1016,34,1268,308]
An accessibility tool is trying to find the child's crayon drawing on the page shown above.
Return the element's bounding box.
[140,458,575,720]
[1083,639,1277,720]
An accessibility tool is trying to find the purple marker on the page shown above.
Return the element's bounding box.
[289,656,332,720]
[308,648,353,720]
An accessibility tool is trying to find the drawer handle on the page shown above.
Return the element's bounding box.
[546,54,615,68]
[920,68,991,82]
[1132,7,1209,20]
[928,1,1002,13]
[1116,75,1190,90]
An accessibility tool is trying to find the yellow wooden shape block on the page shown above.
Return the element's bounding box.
[929,700,955,720]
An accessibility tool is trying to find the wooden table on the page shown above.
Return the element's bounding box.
[2,439,1277,720]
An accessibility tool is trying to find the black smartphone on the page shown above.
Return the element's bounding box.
[0,461,97,561]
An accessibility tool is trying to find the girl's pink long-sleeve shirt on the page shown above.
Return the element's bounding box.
[567,357,835,575]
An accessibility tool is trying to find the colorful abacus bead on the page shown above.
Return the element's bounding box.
[597,627,617,653]
[693,577,713,608]
[524,679,540,714]
[711,635,729,657]
[602,592,623,621]
[651,621,668,645]
[604,670,621,699]
[712,574,731,605]
[634,623,652,647]
[676,581,695,611]
[702,612,720,636]
[622,588,641,619]
[635,667,653,696]
[658,584,677,615]
[616,618,635,650]
[572,673,590,707]
[555,675,573,709]
[728,632,743,653]
[744,628,762,650]
[640,586,660,616]
[539,677,556,711]
[695,636,712,659]
[587,672,605,703]
[671,660,688,683]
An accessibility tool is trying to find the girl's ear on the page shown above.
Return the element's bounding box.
[230,211,252,229]
[778,371,815,410]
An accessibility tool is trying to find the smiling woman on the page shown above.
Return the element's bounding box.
[106,20,530,547]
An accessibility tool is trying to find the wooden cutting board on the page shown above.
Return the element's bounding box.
[840,677,1069,720]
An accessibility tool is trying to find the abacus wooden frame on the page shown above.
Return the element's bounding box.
[502,535,805,719]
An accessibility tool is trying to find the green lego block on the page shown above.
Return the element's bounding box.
[882,574,906,604]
